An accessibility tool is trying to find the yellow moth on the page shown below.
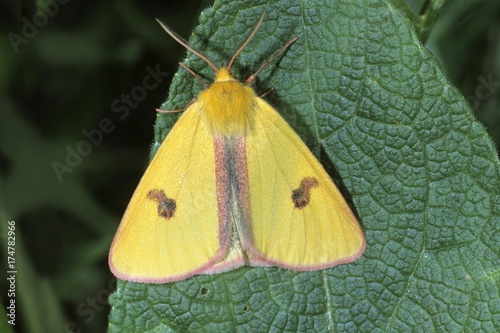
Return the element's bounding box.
[109,13,365,283]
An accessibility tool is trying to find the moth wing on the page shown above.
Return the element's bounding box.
[243,98,365,269]
[109,102,229,283]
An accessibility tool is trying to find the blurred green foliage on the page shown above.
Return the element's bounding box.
[0,0,498,332]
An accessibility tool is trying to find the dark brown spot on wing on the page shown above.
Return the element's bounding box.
[291,177,319,209]
[147,189,177,220]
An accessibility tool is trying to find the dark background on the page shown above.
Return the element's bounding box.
[0,1,498,332]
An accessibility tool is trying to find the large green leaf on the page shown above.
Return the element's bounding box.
[108,0,500,332]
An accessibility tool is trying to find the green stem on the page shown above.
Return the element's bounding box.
[418,0,447,43]
[390,0,447,44]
